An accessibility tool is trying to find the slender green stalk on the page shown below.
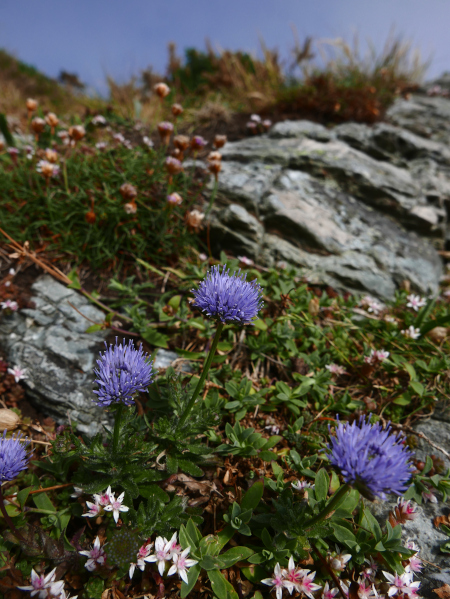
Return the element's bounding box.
[204,179,219,217]
[178,322,224,428]
[304,483,350,529]
[112,403,124,453]
[0,485,26,543]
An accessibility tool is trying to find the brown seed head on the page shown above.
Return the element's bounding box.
[154,82,170,98]
[165,156,183,175]
[173,135,190,151]
[167,192,183,206]
[45,148,58,163]
[69,125,86,141]
[157,121,173,145]
[186,209,205,232]
[207,151,222,162]
[0,408,20,432]
[171,103,184,117]
[31,117,46,134]
[213,134,227,149]
[26,98,38,113]
[208,160,221,179]
[45,113,59,128]
[119,183,138,200]
[124,200,138,214]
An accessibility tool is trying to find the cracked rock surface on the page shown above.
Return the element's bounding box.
[207,93,450,298]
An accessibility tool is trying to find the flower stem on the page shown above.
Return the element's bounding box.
[0,485,26,543]
[112,403,124,454]
[304,483,350,529]
[178,322,224,428]
[204,179,218,217]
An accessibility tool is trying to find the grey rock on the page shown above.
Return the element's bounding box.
[387,95,450,146]
[269,119,334,142]
[0,275,111,436]
[371,499,450,596]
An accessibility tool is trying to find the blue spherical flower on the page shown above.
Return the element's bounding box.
[0,430,32,483]
[93,338,155,407]
[327,416,414,500]
[191,265,263,324]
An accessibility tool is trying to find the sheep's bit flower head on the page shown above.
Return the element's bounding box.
[327,415,414,500]
[93,338,155,407]
[0,429,32,483]
[191,265,263,325]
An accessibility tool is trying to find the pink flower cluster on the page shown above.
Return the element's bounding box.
[364,349,390,365]
[82,485,129,523]
[262,558,321,599]
[17,567,77,599]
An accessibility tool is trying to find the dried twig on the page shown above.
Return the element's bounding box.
[382,417,450,460]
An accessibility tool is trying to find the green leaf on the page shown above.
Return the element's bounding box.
[181,563,201,598]
[85,324,104,333]
[208,569,238,599]
[240,565,267,584]
[241,480,264,511]
[17,487,31,510]
[186,519,203,544]
[32,492,55,512]
[141,328,169,349]
[0,113,14,146]
[331,523,357,548]
[409,381,424,397]
[216,525,234,550]
[314,468,329,503]
[219,546,255,567]
[201,555,226,570]
[361,507,382,542]
[259,450,278,462]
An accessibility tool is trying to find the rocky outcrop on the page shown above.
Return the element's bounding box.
[0,276,182,436]
[207,94,450,299]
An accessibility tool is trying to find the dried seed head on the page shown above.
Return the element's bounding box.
[207,151,222,162]
[119,183,138,201]
[157,121,173,145]
[190,135,207,151]
[45,148,58,163]
[186,209,205,232]
[167,192,182,205]
[208,160,221,179]
[26,98,38,113]
[173,135,190,151]
[45,113,59,128]
[0,409,20,432]
[31,117,46,134]
[124,200,137,214]
[165,156,183,175]
[69,125,86,141]
[213,134,227,149]
[154,82,170,98]
[171,103,184,117]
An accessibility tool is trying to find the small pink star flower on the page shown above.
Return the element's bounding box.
[406,294,426,312]
[79,536,107,572]
[17,567,57,598]
[129,542,153,579]
[167,547,198,584]
[103,490,129,523]
[364,349,390,365]
[144,535,173,576]
[166,531,182,557]
[291,480,313,492]
[261,563,294,599]
[383,571,420,597]
[82,500,102,518]
[1,299,18,311]
[294,568,322,599]
[325,364,346,375]
[422,488,438,503]
[7,365,27,383]
[321,581,339,599]
[93,486,112,507]
[401,326,420,340]
[329,546,352,572]
[237,256,254,266]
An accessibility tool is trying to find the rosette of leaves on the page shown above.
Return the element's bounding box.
[51,406,159,498]
[144,372,217,477]
[214,421,282,460]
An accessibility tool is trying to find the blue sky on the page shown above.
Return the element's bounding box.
[0,0,449,95]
